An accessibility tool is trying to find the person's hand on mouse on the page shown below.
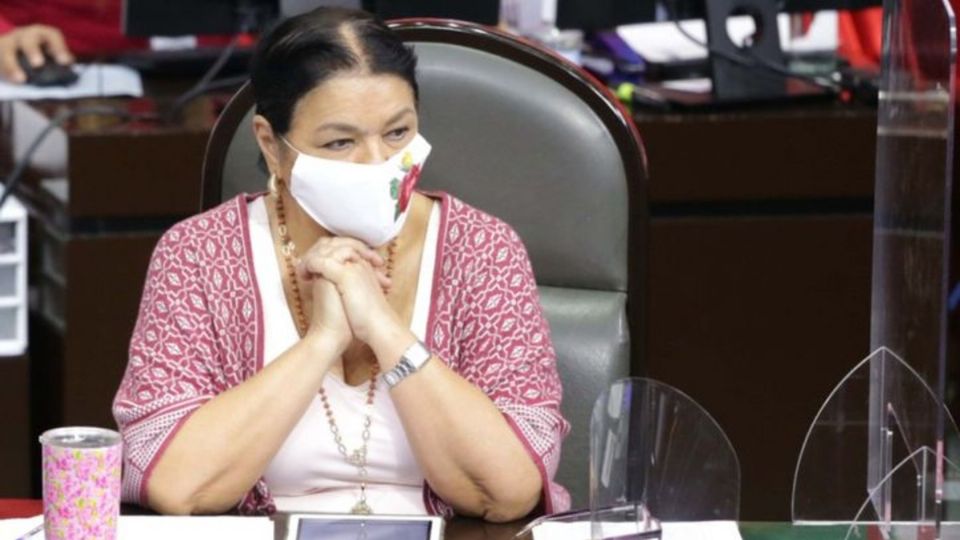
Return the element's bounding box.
[0,24,74,84]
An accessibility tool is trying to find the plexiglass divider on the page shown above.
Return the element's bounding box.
[843,447,960,539]
[792,0,957,534]
[792,348,960,532]
[517,378,740,540]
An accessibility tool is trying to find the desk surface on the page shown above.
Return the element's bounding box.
[0,501,861,539]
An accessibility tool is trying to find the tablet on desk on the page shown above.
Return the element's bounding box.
[285,513,444,540]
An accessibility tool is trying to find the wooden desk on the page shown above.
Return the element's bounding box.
[637,102,878,520]
[0,94,229,497]
[0,498,874,540]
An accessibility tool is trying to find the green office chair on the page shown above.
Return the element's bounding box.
[201,19,648,509]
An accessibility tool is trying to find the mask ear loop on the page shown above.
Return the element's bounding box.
[269,135,298,195]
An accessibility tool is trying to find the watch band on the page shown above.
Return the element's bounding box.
[383,340,432,388]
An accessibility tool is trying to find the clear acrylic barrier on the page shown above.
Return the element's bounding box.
[792,0,957,534]
[589,378,740,523]
[842,446,960,539]
[869,0,957,532]
[518,378,740,539]
[792,348,960,529]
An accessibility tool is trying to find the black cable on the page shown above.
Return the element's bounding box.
[166,73,249,118]
[666,0,841,92]
[0,106,138,210]
[739,37,841,90]
[163,4,263,122]
[163,31,245,122]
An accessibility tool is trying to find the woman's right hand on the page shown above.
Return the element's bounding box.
[0,25,74,84]
[305,277,352,353]
[298,237,390,353]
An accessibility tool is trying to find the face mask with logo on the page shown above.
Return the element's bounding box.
[281,133,432,247]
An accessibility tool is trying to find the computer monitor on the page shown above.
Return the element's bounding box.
[556,0,657,31]
[557,0,881,29]
[123,0,279,37]
[665,0,881,20]
[362,0,500,25]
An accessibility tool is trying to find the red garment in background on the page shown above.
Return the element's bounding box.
[839,3,960,73]
[838,7,883,69]
[0,0,249,58]
[0,0,147,57]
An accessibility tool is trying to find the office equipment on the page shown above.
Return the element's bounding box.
[17,54,78,88]
[116,48,254,78]
[123,1,271,119]
[561,0,879,104]
[0,64,143,101]
[557,0,656,30]
[282,0,362,16]
[555,0,879,29]
[285,514,443,540]
[616,13,839,64]
[673,0,879,102]
[363,1,500,25]
[705,0,792,101]
[123,0,278,36]
[670,0,881,19]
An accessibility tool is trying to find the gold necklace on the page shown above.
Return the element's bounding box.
[273,185,397,515]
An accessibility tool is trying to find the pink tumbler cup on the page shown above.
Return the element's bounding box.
[40,427,122,540]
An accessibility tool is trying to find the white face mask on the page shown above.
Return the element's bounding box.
[281,133,432,247]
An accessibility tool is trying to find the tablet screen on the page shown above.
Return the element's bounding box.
[297,518,433,540]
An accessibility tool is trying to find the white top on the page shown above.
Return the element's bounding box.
[247,196,440,515]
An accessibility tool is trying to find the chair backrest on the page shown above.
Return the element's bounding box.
[201,19,648,509]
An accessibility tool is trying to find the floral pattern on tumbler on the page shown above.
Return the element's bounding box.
[41,427,122,540]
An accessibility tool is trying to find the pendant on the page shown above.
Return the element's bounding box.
[349,449,366,466]
[351,500,372,515]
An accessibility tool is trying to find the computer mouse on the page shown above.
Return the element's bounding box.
[17,51,78,87]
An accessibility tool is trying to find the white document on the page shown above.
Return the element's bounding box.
[660,78,713,93]
[532,520,743,540]
[0,515,274,539]
[0,63,144,101]
[616,12,838,63]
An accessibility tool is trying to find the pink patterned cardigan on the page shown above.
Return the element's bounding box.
[112,192,571,516]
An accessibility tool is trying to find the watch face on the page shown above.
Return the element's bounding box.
[407,343,431,369]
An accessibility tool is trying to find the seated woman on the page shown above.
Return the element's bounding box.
[112,6,568,521]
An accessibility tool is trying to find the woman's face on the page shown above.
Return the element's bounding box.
[255,71,418,179]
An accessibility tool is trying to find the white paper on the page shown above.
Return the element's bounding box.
[149,36,199,51]
[0,515,274,539]
[1,515,42,539]
[616,12,838,64]
[532,520,743,540]
[661,78,713,93]
[0,63,144,101]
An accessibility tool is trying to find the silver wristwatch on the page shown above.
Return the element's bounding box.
[383,340,432,388]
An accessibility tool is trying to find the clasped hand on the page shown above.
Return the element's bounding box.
[296,237,400,352]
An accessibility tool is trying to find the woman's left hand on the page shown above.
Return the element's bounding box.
[301,250,402,346]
